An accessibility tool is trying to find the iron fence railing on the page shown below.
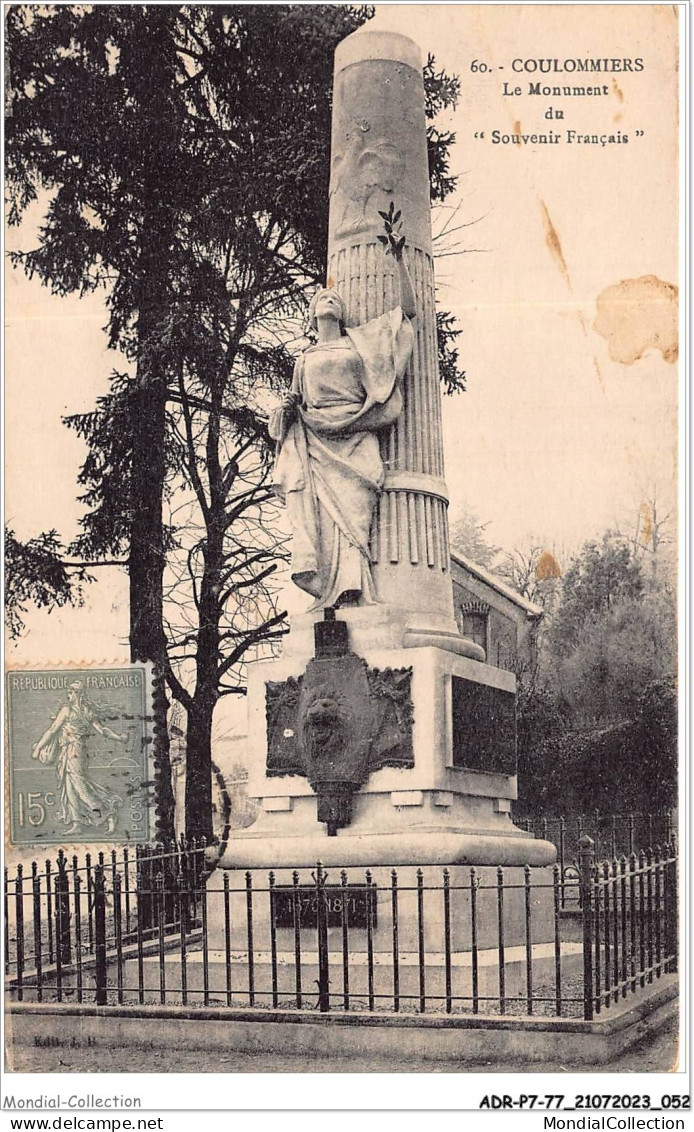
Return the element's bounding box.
[3,839,208,999]
[4,838,677,1021]
[578,838,678,1020]
[517,811,675,908]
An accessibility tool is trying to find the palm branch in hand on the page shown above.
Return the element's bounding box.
[377,201,406,259]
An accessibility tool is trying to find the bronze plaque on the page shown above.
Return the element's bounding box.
[271,884,377,929]
[451,676,517,776]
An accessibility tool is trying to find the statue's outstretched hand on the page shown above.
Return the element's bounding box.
[281,391,302,421]
[378,201,406,260]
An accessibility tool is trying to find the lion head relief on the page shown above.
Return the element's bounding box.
[300,683,351,764]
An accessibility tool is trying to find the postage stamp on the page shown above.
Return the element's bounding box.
[5,665,152,846]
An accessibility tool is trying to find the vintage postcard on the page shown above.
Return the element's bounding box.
[2,0,684,1117]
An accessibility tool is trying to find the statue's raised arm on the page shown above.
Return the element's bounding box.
[270,209,416,611]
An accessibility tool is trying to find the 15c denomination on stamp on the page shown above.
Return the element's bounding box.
[6,665,152,845]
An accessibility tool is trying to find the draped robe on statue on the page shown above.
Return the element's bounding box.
[270,307,414,608]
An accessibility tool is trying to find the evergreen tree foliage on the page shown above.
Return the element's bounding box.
[448,505,499,569]
[548,532,643,659]
[516,531,676,817]
[6,6,465,837]
[5,529,92,640]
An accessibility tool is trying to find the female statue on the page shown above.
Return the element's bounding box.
[270,215,416,609]
[31,681,126,835]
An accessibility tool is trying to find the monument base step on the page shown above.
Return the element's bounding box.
[218,829,556,869]
[122,942,583,1013]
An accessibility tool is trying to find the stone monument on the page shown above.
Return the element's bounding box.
[219,25,555,874]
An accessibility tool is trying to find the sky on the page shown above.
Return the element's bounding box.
[4,4,680,666]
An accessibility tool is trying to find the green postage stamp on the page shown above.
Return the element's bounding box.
[6,665,152,846]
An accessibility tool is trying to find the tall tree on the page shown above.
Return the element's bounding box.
[515,529,676,816]
[624,485,676,593]
[548,532,643,660]
[6,5,465,837]
[449,504,500,569]
[495,542,563,618]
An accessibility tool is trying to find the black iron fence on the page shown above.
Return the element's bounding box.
[578,839,678,1020]
[3,839,208,1005]
[5,838,677,1021]
[517,811,675,908]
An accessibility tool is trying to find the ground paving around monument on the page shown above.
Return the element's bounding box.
[6,1016,678,1075]
[101,957,587,1018]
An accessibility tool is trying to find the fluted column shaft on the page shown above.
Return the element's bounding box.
[328,30,455,628]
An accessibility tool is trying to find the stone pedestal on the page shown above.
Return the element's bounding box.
[218,641,555,871]
[208,863,557,954]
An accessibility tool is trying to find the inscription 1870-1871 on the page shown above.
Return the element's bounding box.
[271,884,377,930]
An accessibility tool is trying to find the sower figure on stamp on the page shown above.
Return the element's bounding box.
[31,680,126,835]
[270,209,416,609]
